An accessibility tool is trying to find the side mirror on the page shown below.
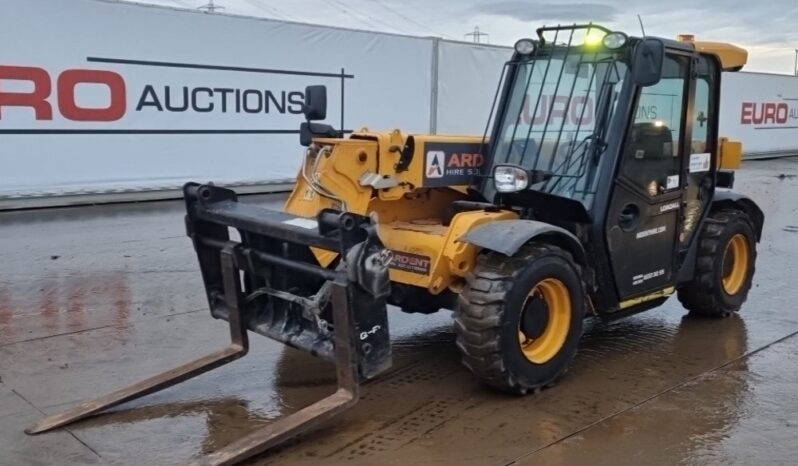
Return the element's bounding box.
[303,85,327,121]
[631,38,664,87]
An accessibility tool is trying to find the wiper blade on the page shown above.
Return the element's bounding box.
[553,134,596,175]
[543,134,599,192]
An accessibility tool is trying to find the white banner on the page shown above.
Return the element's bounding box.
[435,41,509,135]
[0,0,432,198]
[719,71,798,156]
[2,0,797,204]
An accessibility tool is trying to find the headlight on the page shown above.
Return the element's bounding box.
[602,31,628,49]
[514,38,537,55]
[494,165,530,193]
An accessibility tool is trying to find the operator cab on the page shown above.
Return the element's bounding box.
[479,24,741,307]
[479,26,698,211]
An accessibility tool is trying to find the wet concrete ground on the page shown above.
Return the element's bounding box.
[1,158,797,465]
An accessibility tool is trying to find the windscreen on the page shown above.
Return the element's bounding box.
[483,37,629,207]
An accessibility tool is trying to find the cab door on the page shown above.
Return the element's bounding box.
[678,55,720,251]
[605,52,692,299]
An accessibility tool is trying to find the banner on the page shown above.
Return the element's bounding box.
[1,0,797,205]
[719,71,798,156]
[435,41,509,135]
[0,0,432,199]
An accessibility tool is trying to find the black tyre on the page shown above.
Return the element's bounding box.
[677,209,757,317]
[454,243,585,394]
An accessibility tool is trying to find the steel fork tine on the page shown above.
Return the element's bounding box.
[26,247,361,466]
[26,247,248,435]
[191,284,358,466]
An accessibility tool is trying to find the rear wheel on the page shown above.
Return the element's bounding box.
[677,210,757,317]
[455,244,585,394]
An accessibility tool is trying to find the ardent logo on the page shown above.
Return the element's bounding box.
[389,250,431,275]
[447,152,483,168]
[423,142,485,187]
[426,150,444,178]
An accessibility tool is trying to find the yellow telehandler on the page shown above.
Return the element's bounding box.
[27,25,763,465]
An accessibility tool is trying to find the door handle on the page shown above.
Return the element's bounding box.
[619,203,639,231]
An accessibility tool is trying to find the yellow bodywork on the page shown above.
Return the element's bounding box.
[677,34,748,71]
[377,209,517,294]
[284,129,485,216]
[284,129,516,295]
[677,35,747,168]
[719,138,743,170]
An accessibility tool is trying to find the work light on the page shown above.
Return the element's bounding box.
[494,165,530,193]
[514,38,537,55]
[602,31,628,49]
[584,29,607,47]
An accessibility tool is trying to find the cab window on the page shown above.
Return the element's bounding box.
[621,54,689,196]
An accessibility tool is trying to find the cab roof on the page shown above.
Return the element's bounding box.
[677,35,748,71]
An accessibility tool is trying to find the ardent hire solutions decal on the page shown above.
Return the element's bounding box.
[423,142,486,187]
[389,250,432,275]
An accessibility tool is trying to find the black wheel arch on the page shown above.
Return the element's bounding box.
[711,189,764,241]
[460,219,588,266]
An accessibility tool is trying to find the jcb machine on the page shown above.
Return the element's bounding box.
[28,25,763,465]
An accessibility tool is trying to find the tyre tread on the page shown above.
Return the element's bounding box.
[454,243,582,394]
[677,209,756,317]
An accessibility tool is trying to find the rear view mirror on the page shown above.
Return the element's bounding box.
[303,85,327,121]
[631,38,664,87]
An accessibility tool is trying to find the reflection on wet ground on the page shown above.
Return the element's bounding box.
[1,159,798,465]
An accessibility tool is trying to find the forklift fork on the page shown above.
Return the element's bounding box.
[26,183,392,466]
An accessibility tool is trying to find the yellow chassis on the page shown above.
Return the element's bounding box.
[285,129,518,295]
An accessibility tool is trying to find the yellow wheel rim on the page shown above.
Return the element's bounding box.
[517,278,571,364]
[722,233,750,296]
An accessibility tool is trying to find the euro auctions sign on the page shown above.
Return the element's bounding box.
[719,71,798,155]
[0,59,351,133]
[0,0,439,200]
[0,66,127,122]
[739,101,798,126]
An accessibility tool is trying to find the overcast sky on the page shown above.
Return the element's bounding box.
[135,0,797,74]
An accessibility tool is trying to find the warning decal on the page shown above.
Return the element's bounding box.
[689,152,711,173]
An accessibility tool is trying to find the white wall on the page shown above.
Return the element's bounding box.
[719,72,798,156]
[2,0,797,207]
[435,41,510,135]
[0,0,432,200]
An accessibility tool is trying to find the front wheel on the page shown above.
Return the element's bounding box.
[454,243,585,394]
[677,209,757,317]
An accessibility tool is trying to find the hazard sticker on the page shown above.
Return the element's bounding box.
[423,142,485,187]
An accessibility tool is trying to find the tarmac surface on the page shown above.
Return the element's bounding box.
[1,158,797,465]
